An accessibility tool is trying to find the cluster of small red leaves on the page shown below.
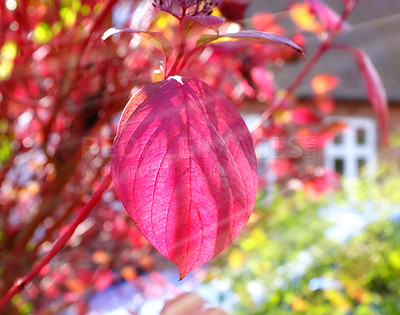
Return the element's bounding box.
[247,67,343,195]
[252,101,344,197]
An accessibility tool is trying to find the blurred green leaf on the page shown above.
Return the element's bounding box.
[33,22,53,43]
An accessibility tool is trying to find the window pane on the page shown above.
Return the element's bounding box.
[356,128,366,145]
[334,158,344,174]
[333,133,343,145]
[357,158,366,169]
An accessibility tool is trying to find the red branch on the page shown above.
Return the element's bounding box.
[0,172,112,310]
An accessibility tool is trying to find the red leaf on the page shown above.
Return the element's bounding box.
[250,67,275,102]
[296,128,331,149]
[290,3,324,33]
[184,15,225,32]
[111,77,258,279]
[311,74,339,95]
[271,160,293,177]
[303,169,340,200]
[251,12,275,31]
[197,30,304,55]
[218,0,248,22]
[102,28,172,56]
[353,49,388,144]
[292,107,321,124]
[307,0,351,31]
[93,269,114,291]
[315,94,335,114]
[323,121,347,134]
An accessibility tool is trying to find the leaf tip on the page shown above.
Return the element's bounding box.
[101,28,118,42]
[177,263,192,280]
[290,43,305,56]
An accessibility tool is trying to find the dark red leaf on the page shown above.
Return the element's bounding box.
[102,27,172,56]
[218,0,248,22]
[111,77,258,279]
[352,49,388,144]
[197,30,304,55]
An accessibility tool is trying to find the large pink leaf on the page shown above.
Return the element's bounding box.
[197,30,304,55]
[352,49,388,144]
[110,77,258,279]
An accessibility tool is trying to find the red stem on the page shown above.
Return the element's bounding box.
[176,42,207,74]
[167,17,186,77]
[0,172,112,310]
[249,40,330,134]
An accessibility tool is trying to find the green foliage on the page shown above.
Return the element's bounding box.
[0,119,12,164]
[209,167,400,314]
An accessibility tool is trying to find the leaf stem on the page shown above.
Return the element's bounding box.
[176,43,207,74]
[0,172,112,310]
[168,17,187,77]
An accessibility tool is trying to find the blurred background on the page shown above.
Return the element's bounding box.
[1,0,400,314]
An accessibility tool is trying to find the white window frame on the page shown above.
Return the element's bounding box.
[324,116,377,178]
[241,113,277,187]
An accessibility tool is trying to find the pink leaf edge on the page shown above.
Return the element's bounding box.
[353,49,388,144]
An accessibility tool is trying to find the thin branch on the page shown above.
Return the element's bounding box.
[249,40,329,134]
[0,172,112,311]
